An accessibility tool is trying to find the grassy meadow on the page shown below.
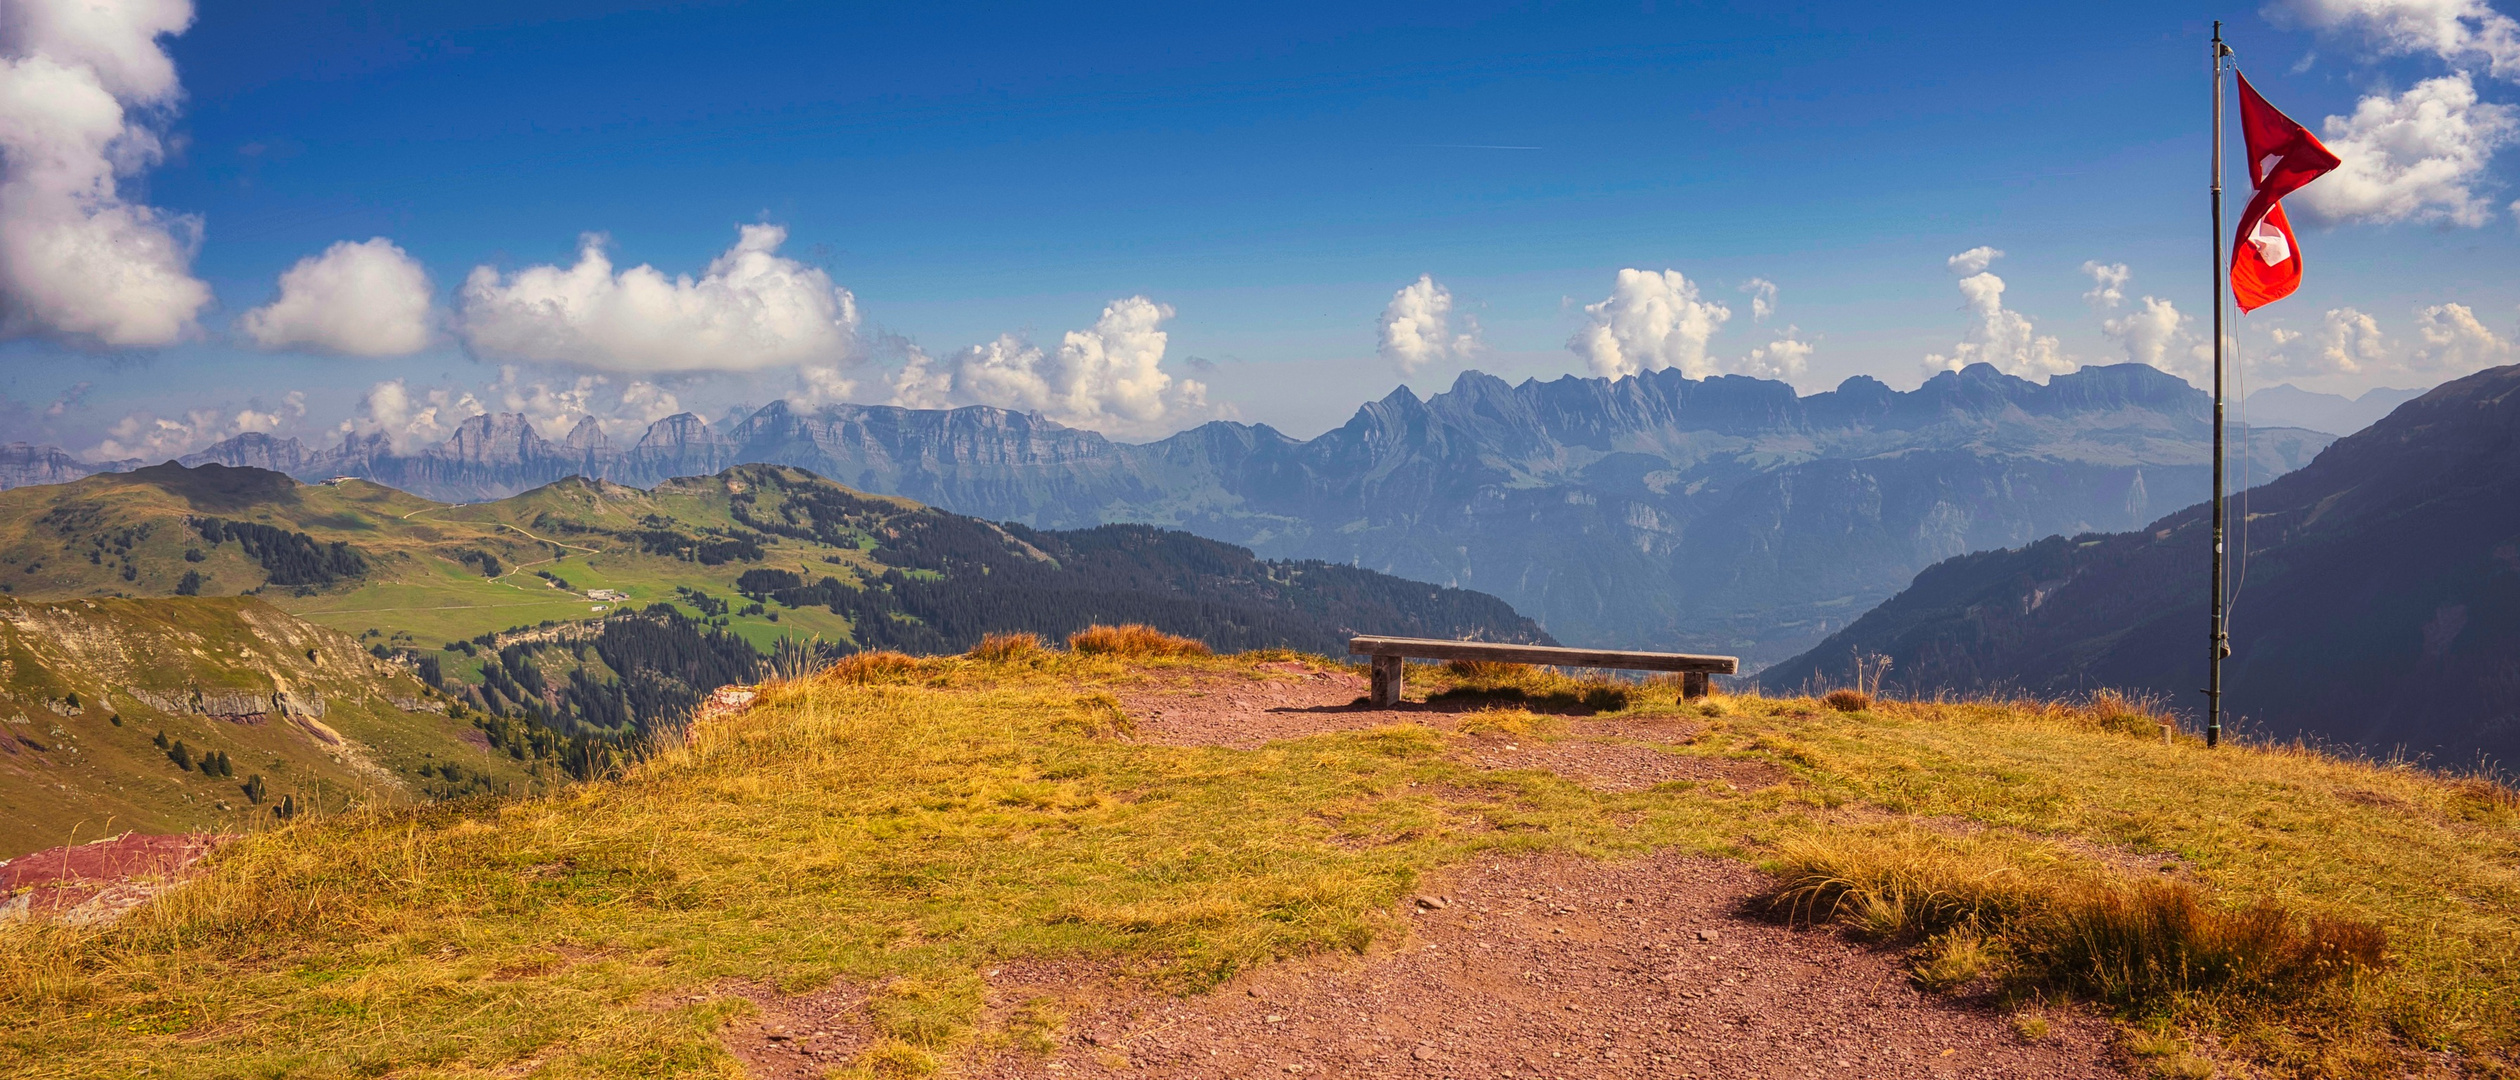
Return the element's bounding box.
[2,640,2513,1079]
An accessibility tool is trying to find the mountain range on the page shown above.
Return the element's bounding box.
[5,362,2333,664]
[1763,363,2520,763]
[2243,383,2426,436]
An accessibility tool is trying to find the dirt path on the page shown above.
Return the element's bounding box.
[0,832,223,925]
[968,850,2119,1079]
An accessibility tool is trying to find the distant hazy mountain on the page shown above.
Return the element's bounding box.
[20,362,2331,663]
[1763,363,2520,763]
[2244,383,2425,436]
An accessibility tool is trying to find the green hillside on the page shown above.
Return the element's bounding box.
[0,462,1547,740]
[0,596,549,859]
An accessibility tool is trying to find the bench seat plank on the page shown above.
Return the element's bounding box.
[1348,636,1739,675]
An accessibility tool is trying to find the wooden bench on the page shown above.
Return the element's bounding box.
[1348,636,1741,708]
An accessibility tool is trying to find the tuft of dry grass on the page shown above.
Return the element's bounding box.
[824,649,928,684]
[1430,660,1641,712]
[2082,689,2177,739]
[1442,658,1532,681]
[1822,689,1872,713]
[1768,823,2390,1034]
[967,632,1047,664]
[2039,881,2388,1005]
[1065,624,1211,658]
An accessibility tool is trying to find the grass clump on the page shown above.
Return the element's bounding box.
[967,631,1047,664]
[1429,658,1640,712]
[1066,623,1210,658]
[1822,689,1872,713]
[1454,707,1568,741]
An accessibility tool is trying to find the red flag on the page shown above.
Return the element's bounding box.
[2231,72,2340,312]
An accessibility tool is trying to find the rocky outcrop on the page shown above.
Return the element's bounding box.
[122,687,325,724]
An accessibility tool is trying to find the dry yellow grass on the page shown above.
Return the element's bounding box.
[1064,623,1211,658]
[0,657,2511,1079]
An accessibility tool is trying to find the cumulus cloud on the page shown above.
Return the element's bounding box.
[346,379,487,453]
[1377,274,1478,375]
[1921,248,2073,380]
[794,364,857,407]
[239,237,435,356]
[2081,261,2130,308]
[2103,296,2208,383]
[0,0,211,347]
[457,224,859,372]
[1737,333,1813,381]
[2255,302,2515,382]
[2413,300,2515,366]
[2265,0,2520,77]
[2291,74,2518,226]
[2321,307,2391,374]
[1741,277,1779,322]
[1569,268,1733,379]
[91,391,305,461]
[886,345,953,409]
[879,297,1214,435]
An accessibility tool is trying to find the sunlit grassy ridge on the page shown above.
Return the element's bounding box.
[0,596,539,857]
[2,650,2513,1079]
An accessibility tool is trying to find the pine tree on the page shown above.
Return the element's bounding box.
[169,740,193,771]
[242,774,266,804]
[152,730,168,749]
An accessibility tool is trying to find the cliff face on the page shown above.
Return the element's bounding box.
[1762,362,2520,763]
[112,363,2334,661]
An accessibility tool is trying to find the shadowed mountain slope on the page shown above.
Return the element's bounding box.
[1764,363,2520,763]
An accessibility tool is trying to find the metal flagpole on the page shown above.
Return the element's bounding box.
[2208,22,2230,749]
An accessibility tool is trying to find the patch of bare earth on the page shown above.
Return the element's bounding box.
[971,851,2120,1079]
[1116,663,1781,793]
[0,831,224,925]
[717,981,875,1078]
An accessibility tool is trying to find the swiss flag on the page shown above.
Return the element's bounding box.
[2231,72,2341,312]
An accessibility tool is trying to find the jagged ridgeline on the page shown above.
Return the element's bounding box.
[0,596,567,859]
[0,461,1546,739]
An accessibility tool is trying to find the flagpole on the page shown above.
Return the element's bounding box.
[2208,22,2230,749]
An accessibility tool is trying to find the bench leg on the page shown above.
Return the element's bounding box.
[1681,672,1711,700]
[1370,655,1405,707]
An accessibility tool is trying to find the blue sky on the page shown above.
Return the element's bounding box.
[2,0,2515,457]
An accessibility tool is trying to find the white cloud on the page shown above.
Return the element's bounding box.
[2103,296,2206,383]
[1377,274,1478,375]
[2413,300,2515,367]
[2293,74,2518,226]
[1569,268,1733,379]
[345,379,488,453]
[1737,332,1813,381]
[2265,0,2520,78]
[0,0,211,347]
[1947,246,2002,276]
[1741,277,1779,322]
[886,345,953,409]
[457,223,859,372]
[2321,307,2391,374]
[239,237,435,356]
[2081,261,2130,308]
[1921,248,2074,380]
[794,364,857,407]
[881,297,1214,435]
[91,390,304,461]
